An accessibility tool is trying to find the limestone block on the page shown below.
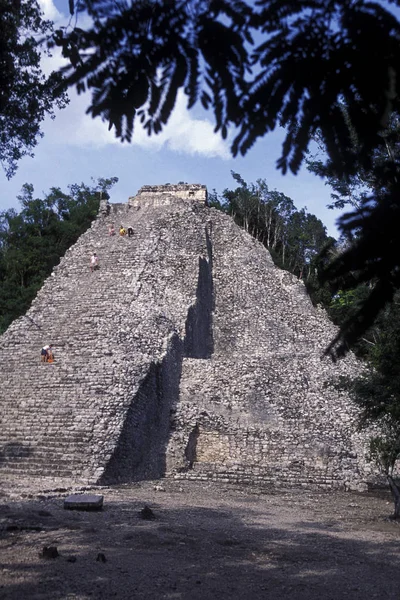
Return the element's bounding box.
[64,494,104,511]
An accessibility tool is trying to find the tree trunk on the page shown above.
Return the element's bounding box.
[266,211,272,248]
[387,474,400,519]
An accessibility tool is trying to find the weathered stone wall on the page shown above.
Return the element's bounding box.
[129,184,207,207]
[0,184,371,491]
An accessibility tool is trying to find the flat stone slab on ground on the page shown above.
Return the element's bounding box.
[64,494,104,511]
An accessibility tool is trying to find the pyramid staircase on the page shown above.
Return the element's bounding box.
[0,197,208,487]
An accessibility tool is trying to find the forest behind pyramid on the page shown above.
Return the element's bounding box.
[0,184,372,492]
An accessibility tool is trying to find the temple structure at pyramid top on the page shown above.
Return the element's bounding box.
[129,183,208,207]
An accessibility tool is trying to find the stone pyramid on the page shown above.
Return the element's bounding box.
[0,184,371,492]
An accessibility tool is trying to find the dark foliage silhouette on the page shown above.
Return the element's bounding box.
[0,0,68,178]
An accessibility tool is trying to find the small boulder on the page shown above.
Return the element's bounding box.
[139,505,155,520]
[40,546,59,559]
[96,553,107,563]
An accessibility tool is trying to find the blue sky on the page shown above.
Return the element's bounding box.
[0,0,343,236]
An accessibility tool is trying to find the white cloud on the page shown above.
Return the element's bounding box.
[163,94,231,159]
[38,0,62,21]
[45,88,231,160]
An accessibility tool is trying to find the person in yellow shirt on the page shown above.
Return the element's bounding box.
[119,225,126,236]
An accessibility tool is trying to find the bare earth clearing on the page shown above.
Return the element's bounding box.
[0,480,399,600]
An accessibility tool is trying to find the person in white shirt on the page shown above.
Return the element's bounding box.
[41,344,53,362]
[90,252,99,272]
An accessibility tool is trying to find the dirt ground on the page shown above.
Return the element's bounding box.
[0,479,400,600]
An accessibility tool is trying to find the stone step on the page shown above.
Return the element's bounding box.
[0,464,75,476]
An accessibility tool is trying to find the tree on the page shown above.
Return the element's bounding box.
[0,177,118,332]
[222,173,260,235]
[307,113,400,210]
[306,111,400,356]
[52,0,400,354]
[0,0,68,178]
[341,297,400,517]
